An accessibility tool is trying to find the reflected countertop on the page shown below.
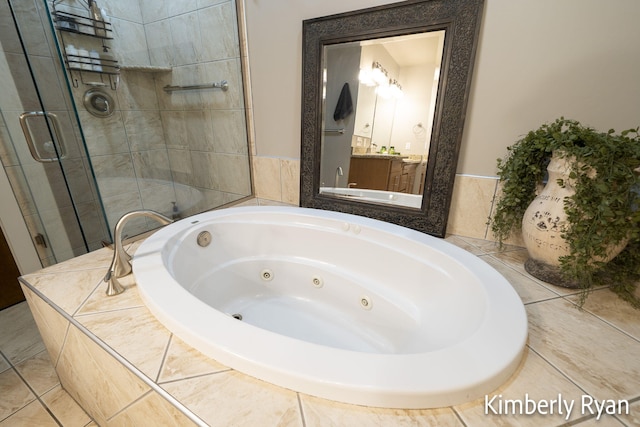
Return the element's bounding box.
[351,154,408,160]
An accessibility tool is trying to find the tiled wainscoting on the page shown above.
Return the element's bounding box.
[3,200,639,426]
[251,157,517,244]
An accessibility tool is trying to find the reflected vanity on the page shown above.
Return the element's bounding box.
[300,0,485,236]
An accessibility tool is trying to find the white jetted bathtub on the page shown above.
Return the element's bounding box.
[133,206,527,408]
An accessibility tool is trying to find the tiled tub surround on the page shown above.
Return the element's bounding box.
[251,158,520,244]
[16,213,640,425]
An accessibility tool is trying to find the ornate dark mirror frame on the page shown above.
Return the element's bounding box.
[300,0,485,237]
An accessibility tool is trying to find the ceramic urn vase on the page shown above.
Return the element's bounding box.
[521,152,625,287]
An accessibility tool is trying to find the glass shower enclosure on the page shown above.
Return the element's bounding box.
[0,0,252,268]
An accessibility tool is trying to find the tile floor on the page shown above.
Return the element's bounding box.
[0,301,93,426]
[2,233,640,426]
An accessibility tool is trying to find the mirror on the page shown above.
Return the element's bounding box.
[300,0,484,237]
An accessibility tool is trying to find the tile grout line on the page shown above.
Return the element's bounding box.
[155,334,174,383]
[296,393,307,427]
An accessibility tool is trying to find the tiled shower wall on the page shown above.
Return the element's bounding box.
[59,0,251,237]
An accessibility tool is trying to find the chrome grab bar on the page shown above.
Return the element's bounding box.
[324,128,345,134]
[163,80,229,92]
[19,111,68,163]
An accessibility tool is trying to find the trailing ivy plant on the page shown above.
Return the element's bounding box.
[490,118,640,308]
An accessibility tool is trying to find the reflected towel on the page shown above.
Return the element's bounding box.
[333,83,353,121]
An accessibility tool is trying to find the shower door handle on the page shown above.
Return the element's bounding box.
[19,111,68,163]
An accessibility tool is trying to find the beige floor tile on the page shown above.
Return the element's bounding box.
[162,370,302,426]
[41,385,91,427]
[489,249,590,297]
[0,400,58,427]
[444,235,486,256]
[572,415,626,426]
[14,350,59,396]
[0,357,8,374]
[526,298,640,401]
[455,235,523,254]
[301,394,463,427]
[157,335,229,383]
[75,306,171,379]
[455,348,586,426]
[480,254,558,304]
[574,288,640,341]
[0,369,36,420]
[614,399,640,426]
[0,302,45,365]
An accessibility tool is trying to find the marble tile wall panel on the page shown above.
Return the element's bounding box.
[144,20,174,67]
[123,111,166,151]
[56,326,150,425]
[19,287,67,367]
[280,159,300,206]
[198,2,239,62]
[167,148,195,186]
[77,112,129,156]
[446,174,498,239]
[131,149,172,181]
[252,156,282,201]
[0,1,22,54]
[9,0,51,57]
[210,109,248,154]
[170,13,201,66]
[213,153,251,195]
[160,371,303,426]
[27,55,66,110]
[117,70,161,111]
[103,0,143,23]
[107,391,197,426]
[75,306,172,379]
[0,52,39,111]
[139,0,199,24]
[110,18,150,66]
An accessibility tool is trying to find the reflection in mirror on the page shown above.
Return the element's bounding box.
[300,0,485,237]
[320,31,445,210]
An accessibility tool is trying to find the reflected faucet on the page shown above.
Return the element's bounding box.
[103,210,173,296]
[335,167,343,187]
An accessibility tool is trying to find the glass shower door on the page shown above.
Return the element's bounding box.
[0,0,110,267]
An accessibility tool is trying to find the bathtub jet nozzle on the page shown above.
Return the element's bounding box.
[103,209,174,296]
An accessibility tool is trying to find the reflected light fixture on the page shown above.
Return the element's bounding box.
[359,61,403,99]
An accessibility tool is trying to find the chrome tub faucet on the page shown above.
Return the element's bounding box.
[104,210,173,296]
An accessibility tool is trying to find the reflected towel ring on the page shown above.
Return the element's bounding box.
[413,123,425,134]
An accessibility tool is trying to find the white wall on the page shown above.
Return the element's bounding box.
[245,0,640,176]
